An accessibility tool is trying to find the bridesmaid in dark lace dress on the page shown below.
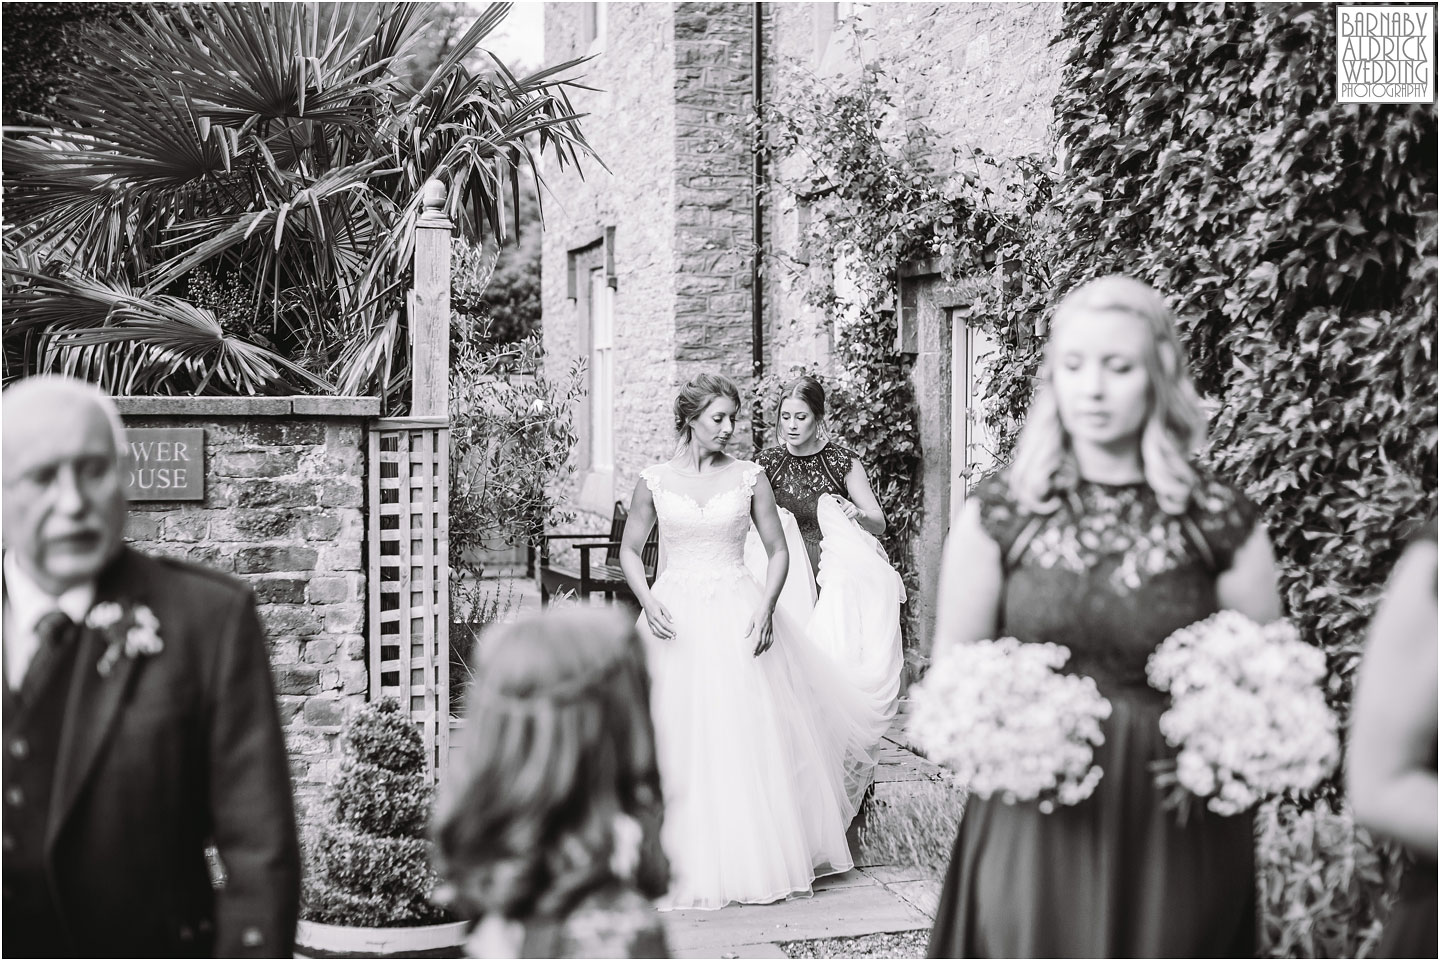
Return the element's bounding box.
[927,276,1282,958]
[1350,519,1437,959]
[756,375,886,577]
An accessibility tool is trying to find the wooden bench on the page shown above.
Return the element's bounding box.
[538,501,658,609]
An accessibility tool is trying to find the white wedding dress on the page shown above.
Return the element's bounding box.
[638,459,885,910]
[745,495,907,732]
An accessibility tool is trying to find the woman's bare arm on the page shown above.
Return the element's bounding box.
[932,498,1004,657]
[620,477,673,640]
[1349,540,1439,858]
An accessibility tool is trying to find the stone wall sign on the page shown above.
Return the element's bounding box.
[124,428,205,501]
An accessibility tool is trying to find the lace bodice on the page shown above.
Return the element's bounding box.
[641,459,764,577]
[972,469,1258,692]
[755,443,857,573]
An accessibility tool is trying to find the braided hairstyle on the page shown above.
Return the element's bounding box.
[433,608,669,920]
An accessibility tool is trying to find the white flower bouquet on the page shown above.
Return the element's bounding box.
[1147,611,1339,819]
[906,638,1112,813]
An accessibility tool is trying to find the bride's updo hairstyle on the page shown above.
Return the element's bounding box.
[433,608,669,921]
[674,372,741,441]
[1008,275,1207,516]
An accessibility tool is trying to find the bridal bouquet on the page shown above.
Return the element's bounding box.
[906,638,1112,813]
[1146,611,1339,818]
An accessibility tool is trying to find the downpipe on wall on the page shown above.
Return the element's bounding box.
[751,1,766,450]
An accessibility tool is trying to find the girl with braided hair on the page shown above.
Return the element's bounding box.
[434,608,670,957]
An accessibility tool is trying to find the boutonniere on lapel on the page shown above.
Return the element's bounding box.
[85,602,164,677]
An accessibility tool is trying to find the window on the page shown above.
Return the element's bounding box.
[588,266,614,471]
[951,311,998,514]
[581,1,607,51]
[813,2,856,64]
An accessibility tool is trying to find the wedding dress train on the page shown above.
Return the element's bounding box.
[745,493,907,732]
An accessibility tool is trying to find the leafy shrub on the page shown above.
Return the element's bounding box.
[341,700,428,773]
[311,827,436,902]
[449,326,584,575]
[1256,799,1399,958]
[303,699,448,926]
[327,762,432,837]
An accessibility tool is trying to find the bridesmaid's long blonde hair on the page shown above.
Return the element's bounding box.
[1008,275,1207,516]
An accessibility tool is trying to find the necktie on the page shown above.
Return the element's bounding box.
[19,610,77,707]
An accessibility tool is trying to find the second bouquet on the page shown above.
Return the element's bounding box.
[1146,610,1340,819]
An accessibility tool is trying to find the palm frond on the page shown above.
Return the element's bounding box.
[3,0,600,402]
[413,2,512,103]
[3,268,331,395]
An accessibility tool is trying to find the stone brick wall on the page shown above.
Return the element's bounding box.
[674,0,758,427]
[538,2,1066,650]
[842,3,1065,164]
[543,2,680,533]
[116,396,376,821]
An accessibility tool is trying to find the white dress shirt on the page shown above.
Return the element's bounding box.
[2,553,95,692]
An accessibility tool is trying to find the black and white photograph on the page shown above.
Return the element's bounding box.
[1,1,1435,958]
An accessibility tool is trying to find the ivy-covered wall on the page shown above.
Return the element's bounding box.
[1041,8,1434,951]
[1051,1,1437,715]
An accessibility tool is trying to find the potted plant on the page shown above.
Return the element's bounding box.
[297,699,468,958]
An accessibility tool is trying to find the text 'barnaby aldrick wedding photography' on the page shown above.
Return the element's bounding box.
[1337,5,1436,103]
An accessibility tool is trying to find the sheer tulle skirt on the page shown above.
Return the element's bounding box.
[746,497,906,738]
[641,559,882,910]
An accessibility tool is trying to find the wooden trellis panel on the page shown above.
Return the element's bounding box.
[368,417,450,779]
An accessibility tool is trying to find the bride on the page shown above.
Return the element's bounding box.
[618,372,886,911]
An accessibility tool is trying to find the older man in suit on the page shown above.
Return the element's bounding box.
[2,376,300,957]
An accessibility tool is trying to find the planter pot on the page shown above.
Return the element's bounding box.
[295,919,469,959]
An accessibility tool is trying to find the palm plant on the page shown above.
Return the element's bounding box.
[3,1,597,404]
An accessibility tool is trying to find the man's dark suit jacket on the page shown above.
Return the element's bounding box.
[25,546,300,956]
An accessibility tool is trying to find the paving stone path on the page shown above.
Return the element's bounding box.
[665,717,947,959]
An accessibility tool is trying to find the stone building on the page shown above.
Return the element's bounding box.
[540,1,1065,647]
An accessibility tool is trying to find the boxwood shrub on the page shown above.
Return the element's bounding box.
[302,699,449,927]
